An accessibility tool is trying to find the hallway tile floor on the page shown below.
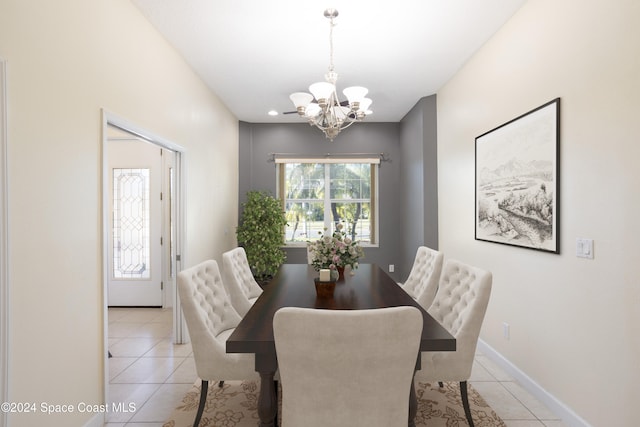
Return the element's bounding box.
[104,307,567,427]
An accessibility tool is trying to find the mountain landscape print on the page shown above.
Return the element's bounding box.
[475,99,559,253]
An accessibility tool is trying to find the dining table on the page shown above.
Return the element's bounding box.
[226,263,456,427]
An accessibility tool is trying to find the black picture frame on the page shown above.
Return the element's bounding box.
[475,98,560,253]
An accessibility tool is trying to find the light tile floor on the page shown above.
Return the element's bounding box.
[105,307,195,427]
[104,307,567,427]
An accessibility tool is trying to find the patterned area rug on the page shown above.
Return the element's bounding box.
[163,380,506,427]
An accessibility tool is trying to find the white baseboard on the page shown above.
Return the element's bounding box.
[82,413,105,427]
[477,339,592,427]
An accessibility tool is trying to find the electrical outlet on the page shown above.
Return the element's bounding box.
[502,322,510,340]
[389,264,395,273]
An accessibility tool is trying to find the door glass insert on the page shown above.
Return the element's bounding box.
[113,168,151,279]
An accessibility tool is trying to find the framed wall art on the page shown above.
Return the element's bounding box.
[475,98,560,253]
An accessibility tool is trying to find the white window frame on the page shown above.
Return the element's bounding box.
[276,156,380,247]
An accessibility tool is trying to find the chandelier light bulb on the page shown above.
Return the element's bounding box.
[289,92,313,108]
[309,82,335,106]
[359,98,373,115]
[289,92,314,115]
[305,103,321,118]
[343,86,368,109]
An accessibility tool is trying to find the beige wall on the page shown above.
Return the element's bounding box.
[0,0,239,425]
[438,0,640,425]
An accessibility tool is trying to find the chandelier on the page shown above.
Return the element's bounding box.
[289,8,372,142]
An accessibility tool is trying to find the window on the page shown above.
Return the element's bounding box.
[277,157,378,246]
[112,168,151,279]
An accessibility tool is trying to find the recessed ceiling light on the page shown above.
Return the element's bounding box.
[267,110,278,116]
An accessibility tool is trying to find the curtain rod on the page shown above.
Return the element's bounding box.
[268,152,390,163]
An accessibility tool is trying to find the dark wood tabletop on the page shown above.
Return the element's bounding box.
[227,263,455,355]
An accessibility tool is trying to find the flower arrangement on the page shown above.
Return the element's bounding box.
[308,222,364,272]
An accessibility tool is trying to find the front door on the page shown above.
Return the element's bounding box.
[107,127,163,306]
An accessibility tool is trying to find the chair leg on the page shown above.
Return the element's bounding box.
[274,380,279,424]
[193,380,208,427]
[218,380,224,387]
[438,381,444,388]
[460,381,474,427]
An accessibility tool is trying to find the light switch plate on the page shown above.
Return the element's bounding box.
[576,238,594,259]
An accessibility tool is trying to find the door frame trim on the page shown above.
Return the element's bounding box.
[0,57,9,427]
[101,110,188,409]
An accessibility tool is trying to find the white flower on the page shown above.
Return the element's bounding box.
[307,221,364,271]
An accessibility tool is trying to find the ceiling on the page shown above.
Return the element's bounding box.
[131,0,527,123]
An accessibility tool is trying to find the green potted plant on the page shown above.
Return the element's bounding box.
[236,190,287,285]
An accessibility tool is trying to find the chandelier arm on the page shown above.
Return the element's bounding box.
[311,112,358,132]
[338,119,358,130]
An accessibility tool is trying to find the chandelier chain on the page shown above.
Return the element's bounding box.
[328,14,335,73]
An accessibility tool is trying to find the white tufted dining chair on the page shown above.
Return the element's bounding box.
[400,246,444,309]
[414,258,492,427]
[273,306,423,427]
[221,247,263,317]
[177,259,259,427]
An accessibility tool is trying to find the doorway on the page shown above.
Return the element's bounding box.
[101,111,187,408]
[0,57,8,427]
[107,127,166,307]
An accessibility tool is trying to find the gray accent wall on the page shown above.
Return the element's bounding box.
[239,95,437,281]
[399,95,439,278]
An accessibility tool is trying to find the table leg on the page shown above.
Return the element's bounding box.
[408,375,417,427]
[257,371,277,426]
[255,352,278,427]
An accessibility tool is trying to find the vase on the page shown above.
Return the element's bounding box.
[336,266,345,280]
[314,279,336,298]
